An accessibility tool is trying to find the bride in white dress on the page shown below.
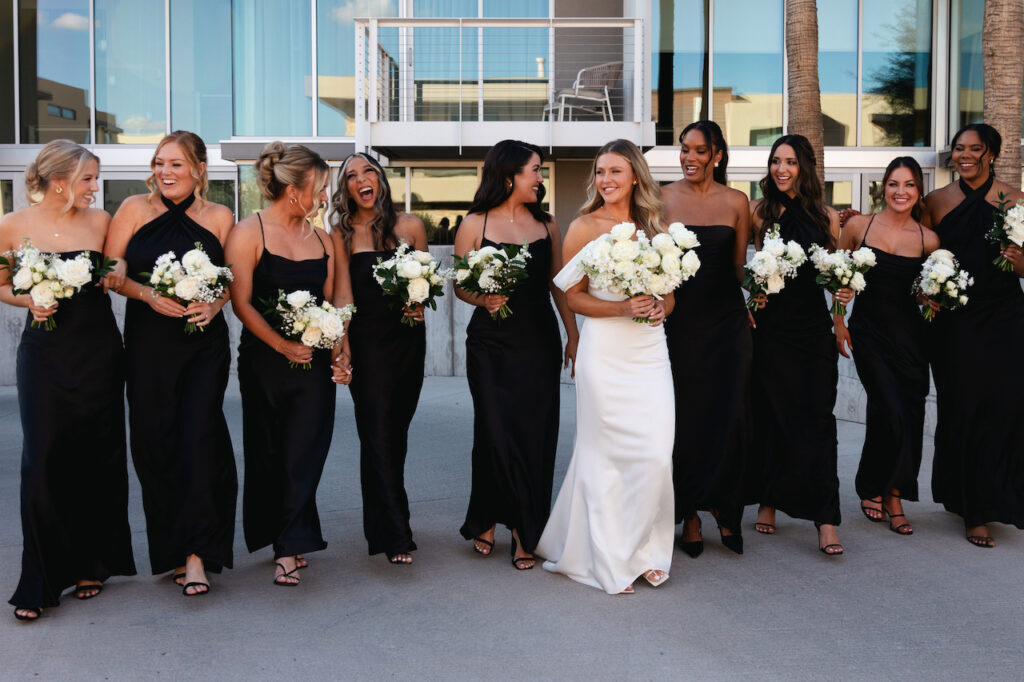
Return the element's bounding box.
[536,140,676,594]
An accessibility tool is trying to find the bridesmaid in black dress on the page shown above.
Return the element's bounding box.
[329,153,427,565]
[454,140,578,569]
[3,141,135,621]
[105,131,236,596]
[225,142,336,585]
[922,123,1024,548]
[660,121,752,557]
[749,134,845,555]
[834,157,939,535]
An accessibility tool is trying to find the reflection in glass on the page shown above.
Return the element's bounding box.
[0,0,13,142]
[209,180,236,215]
[171,0,232,143]
[19,0,92,143]
[862,0,931,147]
[385,167,406,207]
[482,2,548,121]
[1,180,13,218]
[410,167,476,244]
[652,0,707,144]
[103,179,148,216]
[825,181,853,211]
[238,165,264,219]
[728,181,763,203]
[713,0,783,146]
[952,0,984,131]
[232,1,312,136]
[818,1,857,146]
[95,0,166,143]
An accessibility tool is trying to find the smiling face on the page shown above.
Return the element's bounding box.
[72,160,100,210]
[153,141,202,203]
[770,144,800,197]
[344,156,381,211]
[594,152,635,206]
[510,152,543,203]
[951,129,994,183]
[882,166,920,215]
[679,129,721,184]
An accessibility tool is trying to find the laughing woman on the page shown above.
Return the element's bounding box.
[330,153,427,565]
[923,123,1024,548]
[2,141,135,621]
[105,131,236,596]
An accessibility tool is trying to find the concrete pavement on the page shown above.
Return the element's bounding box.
[0,377,1021,681]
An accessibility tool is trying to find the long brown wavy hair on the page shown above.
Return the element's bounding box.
[329,153,399,250]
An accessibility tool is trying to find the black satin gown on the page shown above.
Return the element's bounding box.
[848,218,928,502]
[9,252,136,610]
[929,177,1024,529]
[751,199,841,525]
[664,225,751,533]
[348,248,426,557]
[239,215,336,558]
[460,219,562,553]
[124,194,237,575]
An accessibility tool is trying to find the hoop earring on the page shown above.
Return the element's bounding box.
[55,186,63,194]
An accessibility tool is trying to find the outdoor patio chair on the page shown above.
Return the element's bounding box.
[543,61,623,121]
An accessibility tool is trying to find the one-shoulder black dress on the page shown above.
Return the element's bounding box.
[9,251,136,610]
[239,215,336,558]
[460,217,562,553]
[848,217,928,502]
[664,225,751,534]
[124,195,237,576]
[348,248,426,557]
[751,198,841,526]
[930,177,1024,529]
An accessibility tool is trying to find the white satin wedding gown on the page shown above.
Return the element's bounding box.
[535,252,675,594]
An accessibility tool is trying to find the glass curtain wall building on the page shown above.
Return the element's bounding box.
[0,0,1021,229]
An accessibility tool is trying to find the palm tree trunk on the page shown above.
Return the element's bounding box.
[983,0,1024,184]
[785,0,825,185]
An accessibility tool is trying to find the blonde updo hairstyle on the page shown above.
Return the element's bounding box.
[255,141,329,228]
[580,139,663,238]
[146,130,208,204]
[24,139,100,215]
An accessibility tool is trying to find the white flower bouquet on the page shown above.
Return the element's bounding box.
[743,224,806,309]
[372,241,449,326]
[452,241,531,319]
[264,289,356,369]
[808,244,876,315]
[140,243,234,333]
[988,193,1024,272]
[1,238,112,330]
[578,221,701,324]
[913,248,973,321]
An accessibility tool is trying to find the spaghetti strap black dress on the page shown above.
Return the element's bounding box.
[929,176,1024,529]
[751,197,841,526]
[664,225,751,534]
[9,251,136,610]
[123,194,237,576]
[460,215,562,553]
[848,217,928,502]
[239,215,337,558]
[348,247,426,558]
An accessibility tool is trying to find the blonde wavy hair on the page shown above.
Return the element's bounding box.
[24,139,99,215]
[580,139,663,238]
[146,130,208,205]
[255,141,329,230]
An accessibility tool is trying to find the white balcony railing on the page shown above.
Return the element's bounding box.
[354,17,648,152]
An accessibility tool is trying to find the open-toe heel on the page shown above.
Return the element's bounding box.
[815,522,844,556]
[510,534,535,570]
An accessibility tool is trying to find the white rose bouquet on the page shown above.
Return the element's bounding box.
[988,193,1024,272]
[577,221,701,324]
[372,241,450,326]
[808,244,876,315]
[263,289,356,369]
[140,243,234,333]
[0,238,113,330]
[912,249,973,321]
[452,241,531,319]
[743,224,806,310]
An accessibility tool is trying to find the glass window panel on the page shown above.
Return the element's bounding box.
[170,0,232,143]
[385,167,406,206]
[482,2,548,121]
[410,167,476,244]
[952,0,984,131]
[103,179,148,216]
[861,0,931,147]
[208,179,235,215]
[0,0,13,142]
[19,0,92,143]
[728,181,763,202]
[412,0,476,17]
[94,0,166,143]
[232,1,312,136]
[238,165,264,218]
[825,181,853,211]
[652,0,707,144]
[1,179,13,218]
[713,0,783,146]
[818,1,857,147]
[411,0,479,122]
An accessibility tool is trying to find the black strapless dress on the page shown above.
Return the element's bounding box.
[664,225,751,533]
[239,215,336,558]
[751,199,841,525]
[460,222,562,553]
[848,218,928,501]
[9,251,136,610]
[348,249,426,557]
[930,177,1024,528]
[123,194,237,575]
